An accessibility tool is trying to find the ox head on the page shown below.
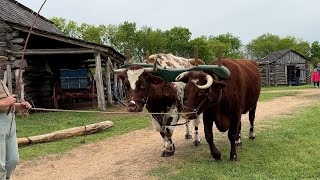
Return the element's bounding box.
[107,58,162,112]
[175,71,227,119]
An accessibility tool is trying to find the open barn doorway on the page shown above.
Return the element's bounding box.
[286,65,296,86]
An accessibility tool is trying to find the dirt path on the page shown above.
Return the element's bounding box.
[11,88,320,180]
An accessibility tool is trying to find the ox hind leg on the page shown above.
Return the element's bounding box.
[160,127,175,157]
[249,104,257,140]
[203,111,221,160]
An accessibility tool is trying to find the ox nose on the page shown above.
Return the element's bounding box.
[127,101,137,112]
[182,110,197,119]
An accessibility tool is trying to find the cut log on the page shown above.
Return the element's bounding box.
[17,120,113,146]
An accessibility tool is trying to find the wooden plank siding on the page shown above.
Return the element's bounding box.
[258,50,310,86]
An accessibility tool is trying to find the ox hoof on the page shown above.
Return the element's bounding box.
[161,150,175,157]
[236,142,242,148]
[161,144,175,157]
[193,140,200,147]
[249,136,256,141]
[229,155,238,161]
[185,134,192,139]
[212,152,222,160]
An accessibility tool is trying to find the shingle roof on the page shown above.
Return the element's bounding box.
[0,0,62,34]
[261,49,309,63]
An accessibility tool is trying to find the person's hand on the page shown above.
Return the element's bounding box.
[2,95,17,107]
[20,101,32,109]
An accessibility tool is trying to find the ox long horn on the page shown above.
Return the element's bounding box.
[107,57,126,74]
[196,75,213,89]
[175,71,189,81]
[144,55,158,73]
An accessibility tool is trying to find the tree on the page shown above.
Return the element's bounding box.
[188,36,211,64]
[246,33,310,60]
[246,33,281,59]
[209,33,243,59]
[165,27,192,57]
[311,41,320,67]
[51,17,81,38]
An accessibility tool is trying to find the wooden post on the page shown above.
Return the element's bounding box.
[266,61,270,87]
[105,58,113,106]
[126,49,131,64]
[118,64,124,99]
[6,65,12,94]
[146,51,150,64]
[113,62,118,104]
[94,52,106,111]
[194,46,198,66]
[218,47,222,66]
[15,69,24,101]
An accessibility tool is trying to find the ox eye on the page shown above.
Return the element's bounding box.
[140,83,146,89]
[198,91,206,96]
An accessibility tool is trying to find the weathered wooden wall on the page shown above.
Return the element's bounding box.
[258,51,310,86]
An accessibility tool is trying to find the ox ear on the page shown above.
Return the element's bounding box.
[117,72,127,80]
[211,81,227,90]
[146,73,164,85]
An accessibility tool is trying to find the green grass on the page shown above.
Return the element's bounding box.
[16,112,151,160]
[261,84,314,91]
[259,91,300,102]
[148,104,320,179]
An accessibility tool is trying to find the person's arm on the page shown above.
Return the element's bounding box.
[0,95,16,109]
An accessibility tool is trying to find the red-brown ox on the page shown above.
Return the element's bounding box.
[108,54,204,157]
[176,59,261,161]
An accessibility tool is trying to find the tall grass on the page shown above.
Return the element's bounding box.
[148,103,320,179]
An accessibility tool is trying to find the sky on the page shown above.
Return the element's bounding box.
[17,0,320,45]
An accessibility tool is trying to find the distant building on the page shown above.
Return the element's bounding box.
[257,49,310,86]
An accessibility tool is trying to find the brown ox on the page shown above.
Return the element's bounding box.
[108,54,204,157]
[176,59,261,161]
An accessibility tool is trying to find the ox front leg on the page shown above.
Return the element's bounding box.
[228,115,242,161]
[192,116,201,146]
[160,127,175,157]
[203,112,221,160]
[184,120,192,139]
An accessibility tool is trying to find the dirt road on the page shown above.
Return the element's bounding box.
[11,88,320,180]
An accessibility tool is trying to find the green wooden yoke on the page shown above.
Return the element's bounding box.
[120,64,230,82]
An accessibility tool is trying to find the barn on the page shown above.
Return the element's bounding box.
[257,49,310,86]
[0,0,126,110]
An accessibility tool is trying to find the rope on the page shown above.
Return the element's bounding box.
[30,107,196,116]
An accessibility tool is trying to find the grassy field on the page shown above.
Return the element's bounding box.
[148,103,320,179]
[16,85,310,161]
[261,84,314,91]
[259,91,300,102]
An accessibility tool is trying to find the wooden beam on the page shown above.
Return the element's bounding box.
[105,58,113,106]
[11,48,95,56]
[11,25,126,61]
[113,62,118,104]
[6,65,12,94]
[94,52,106,111]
